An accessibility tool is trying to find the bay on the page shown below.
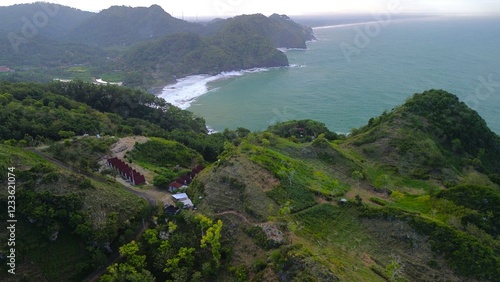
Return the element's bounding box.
[163,16,500,134]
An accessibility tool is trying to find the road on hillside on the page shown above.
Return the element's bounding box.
[24,148,157,206]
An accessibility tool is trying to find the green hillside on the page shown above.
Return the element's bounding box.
[348,89,500,182]
[2,82,500,281]
[123,27,289,86]
[204,13,316,49]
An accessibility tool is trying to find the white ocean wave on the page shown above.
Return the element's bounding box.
[159,67,287,109]
[277,47,307,52]
[206,126,218,134]
[159,71,243,109]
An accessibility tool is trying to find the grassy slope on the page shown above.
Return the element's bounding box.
[193,121,499,281]
[128,137,204,173]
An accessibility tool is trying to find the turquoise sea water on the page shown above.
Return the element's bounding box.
[165,16,500,134]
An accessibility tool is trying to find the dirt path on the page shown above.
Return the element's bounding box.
[115,178,174,206]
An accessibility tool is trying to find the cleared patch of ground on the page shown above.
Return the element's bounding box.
[361,218,469,282]
[106,136,153,182]
[100,136,174,206]
[196,156,280,221]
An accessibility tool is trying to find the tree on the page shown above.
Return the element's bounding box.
[143,229,159,245]
[58,130,75,139]
[386,255,404,281]
[153,175,170,189]
[311,133,330,148]
[200,220,223,266]
[168,221,178,234]
[163,247,195,274]
[194,214,213,237]
[100,241,156,282]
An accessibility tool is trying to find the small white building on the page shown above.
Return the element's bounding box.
[181,198,194,208]
[172,193,189,201]
[172,193,194,208]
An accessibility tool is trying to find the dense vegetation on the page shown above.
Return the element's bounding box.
[100,213,229,281]
[0,80,238,164]
[267,119,341,141]
[0,81,204,145]
[437,184,500,236]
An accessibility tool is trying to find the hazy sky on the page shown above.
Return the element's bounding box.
[2,0,500,17]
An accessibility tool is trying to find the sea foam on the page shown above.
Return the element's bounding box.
[159,68,275,109]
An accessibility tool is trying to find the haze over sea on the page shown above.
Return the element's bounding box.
[160,16,500,134]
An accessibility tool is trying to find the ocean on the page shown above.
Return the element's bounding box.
[159,16,500,134]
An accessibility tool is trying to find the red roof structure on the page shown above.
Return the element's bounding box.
[107,157,146,185]
[168,181,184,192]
[174,177,187,185]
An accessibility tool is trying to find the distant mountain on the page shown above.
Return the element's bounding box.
[0,3,315,49]
[268,14,316,47]
[0,3,93,39]
[205,13,316,49]
[123,31,288,86]
[65,5,203,46]
[0,3,315,88]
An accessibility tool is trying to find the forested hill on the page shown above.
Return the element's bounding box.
[65,5,203,46]
[0,3,93,39]
[123,30,289,86]
[204,13,316,49]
